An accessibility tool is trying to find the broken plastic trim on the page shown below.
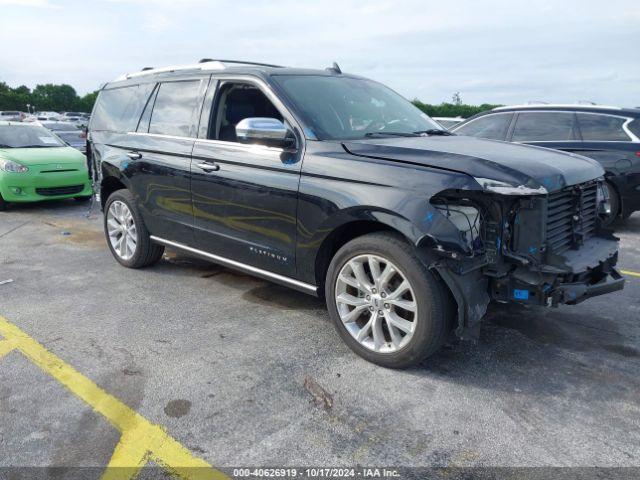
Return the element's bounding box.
[474,177,547,196]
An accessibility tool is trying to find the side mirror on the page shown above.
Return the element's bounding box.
[235,117,295,148]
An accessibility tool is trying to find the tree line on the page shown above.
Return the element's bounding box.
[0,82,98,113]
[0,80,500,118]
[412,99,501,118]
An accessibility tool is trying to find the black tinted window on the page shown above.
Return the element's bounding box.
[629,119,640,140]
[149,81,200,137]
[454,114,512,140]
[512,112,575,141]
[136,85,158,133]
[577,113,630,141]
[91,84,155,132]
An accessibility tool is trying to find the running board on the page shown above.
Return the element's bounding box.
[149,236,319,296]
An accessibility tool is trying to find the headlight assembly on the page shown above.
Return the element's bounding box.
[0,158,29,173]
[434,203,481,251]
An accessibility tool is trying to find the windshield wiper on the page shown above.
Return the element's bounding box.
[364,131,420,138]
[21,145,60,148]
[414,129,455,136]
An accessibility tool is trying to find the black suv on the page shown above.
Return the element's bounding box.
[452,104,640,224]
[88,61,624,368]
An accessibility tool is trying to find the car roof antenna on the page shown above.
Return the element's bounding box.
[326,62,342,74]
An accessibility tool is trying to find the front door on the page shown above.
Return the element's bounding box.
[190,78,304,277]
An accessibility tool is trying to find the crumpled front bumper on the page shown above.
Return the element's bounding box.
[490,238,625,307]
[553,266,625,305]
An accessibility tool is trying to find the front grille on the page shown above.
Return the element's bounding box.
[36,185,84,196]
[545,181,598,254]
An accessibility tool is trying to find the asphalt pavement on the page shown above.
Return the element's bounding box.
[0,200,639,473]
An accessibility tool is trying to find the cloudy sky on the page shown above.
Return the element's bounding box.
[1,0,638,106]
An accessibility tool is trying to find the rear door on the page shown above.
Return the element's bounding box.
[571,113,640,173]
[190,77,304,277]
[508,111,579,151]
[126,78,207,243]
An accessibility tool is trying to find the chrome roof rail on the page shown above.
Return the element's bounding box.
[113,59,283,82]
[492,103,623,111]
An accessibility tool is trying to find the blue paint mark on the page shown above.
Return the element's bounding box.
[303,128,317,140]
[121,160,130,170]
[528,246,538,254]
[423,212,434,223]
[495,237,501,250]
[543,284,552,293]
[513,289,529,300]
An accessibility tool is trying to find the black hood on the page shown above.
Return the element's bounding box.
[342,136,604,193]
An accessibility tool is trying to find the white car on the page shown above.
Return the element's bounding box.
[433,116,465,130]
[0,111,26,122]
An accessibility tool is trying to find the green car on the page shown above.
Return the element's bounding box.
[0,121,93,210]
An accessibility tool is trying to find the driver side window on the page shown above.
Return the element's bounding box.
[210,82,283,143]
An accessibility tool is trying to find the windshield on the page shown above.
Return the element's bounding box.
[0,125,66,148]
[272,75,442,140]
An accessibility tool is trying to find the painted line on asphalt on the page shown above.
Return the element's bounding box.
[0,315,228,480]
[621,270,640,278]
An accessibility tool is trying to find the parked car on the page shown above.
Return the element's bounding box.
[0,111,26,122]
[36,111,62,121]
[40,121,87,153]
[88,61,624,368]
[60,112,89,128]
[24,112,60,122]
[452,104,640,224]
[0,121,92,210]
[433,116,465,129]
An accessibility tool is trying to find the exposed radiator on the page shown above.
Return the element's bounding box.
[545,181,598,254]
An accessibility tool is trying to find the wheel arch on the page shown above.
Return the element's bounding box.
[100,162,130,210]
[311,210,425,293]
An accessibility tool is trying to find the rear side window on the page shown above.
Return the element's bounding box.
[91,84,155,132]
[148,81,200,137]
[454,113,512,140]
[629,119,640,140]
[511,112,575,141]
[576,113,630,141]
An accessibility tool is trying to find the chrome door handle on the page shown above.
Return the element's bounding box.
[196,162,220,173]
[127,152,142,160]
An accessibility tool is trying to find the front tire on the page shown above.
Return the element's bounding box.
[103,189,164,268]
[601,181,620,226]
[325,232,452,368]
[0,193,7,211]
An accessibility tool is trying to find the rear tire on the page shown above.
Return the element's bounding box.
[325,232,452,368]
[103,189,164,268]
[0,193,7,211]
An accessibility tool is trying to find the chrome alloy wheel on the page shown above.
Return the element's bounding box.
[106,200,138,261]
[335,254,418,353]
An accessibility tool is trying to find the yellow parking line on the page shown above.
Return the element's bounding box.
[0,339,16,359]
[621,270,640,278]
[0,315,228,480]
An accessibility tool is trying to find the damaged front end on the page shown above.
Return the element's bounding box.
[421,177,625,341]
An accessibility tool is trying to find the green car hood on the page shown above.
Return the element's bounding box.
[0,146,86,167]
